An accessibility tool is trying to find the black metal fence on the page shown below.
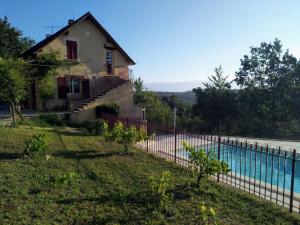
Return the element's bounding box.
[137,124,300,213]
[100,113,147,129]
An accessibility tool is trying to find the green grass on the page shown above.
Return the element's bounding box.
[0,126,300,225]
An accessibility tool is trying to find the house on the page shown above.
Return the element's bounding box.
[21,12,141,123]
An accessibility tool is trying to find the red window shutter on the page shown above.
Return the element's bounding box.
[66,40,77,60]
[58,77,68,99]
[73,41,77,59]
[66,41,72,59]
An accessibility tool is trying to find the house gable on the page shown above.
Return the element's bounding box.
[21,12,135,67]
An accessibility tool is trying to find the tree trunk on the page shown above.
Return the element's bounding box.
[197,174,202,187]
[10,103,16,127]
[14,104,24,121]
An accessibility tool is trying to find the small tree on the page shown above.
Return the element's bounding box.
[23,134,48,158]
[149,171,173,211]
[103,121,147,153]
[0,57,27,126]
[183,142,230,187]
[199,202,219,225]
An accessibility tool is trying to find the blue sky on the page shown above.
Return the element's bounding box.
[1,0,300,91]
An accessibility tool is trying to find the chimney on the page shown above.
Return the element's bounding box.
[68,19,74,25]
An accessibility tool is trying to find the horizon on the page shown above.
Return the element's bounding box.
[1,0,300,91]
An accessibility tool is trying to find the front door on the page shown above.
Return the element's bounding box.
[82,79,90,99]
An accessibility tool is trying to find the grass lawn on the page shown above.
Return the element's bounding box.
[0,125,300,225]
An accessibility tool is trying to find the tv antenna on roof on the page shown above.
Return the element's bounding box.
[43,25,63,34]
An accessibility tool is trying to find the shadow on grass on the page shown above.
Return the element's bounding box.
[56,190,157,208]
[172,183,192,200]
[0,152,21,160]
[51,129,93,137]
[53,150,132,160]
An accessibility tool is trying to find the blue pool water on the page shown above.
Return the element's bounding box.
[178,145,300,194]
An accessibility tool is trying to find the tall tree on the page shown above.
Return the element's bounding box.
[0,17,35,58]
[235,39,299,137]
[193,67,237,134]
[0,58,27,126]
[235,39,297,89]
[204,65,231,90]
[133,77,173,125]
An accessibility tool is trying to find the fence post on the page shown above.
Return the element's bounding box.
[146,121,149,152]
[174,129,177,163]
[217,135,221,182]
[289,149,296,212]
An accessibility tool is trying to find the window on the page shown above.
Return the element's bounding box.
[66,40,77,60]
[71,78,80,94]
[106,50,113,73]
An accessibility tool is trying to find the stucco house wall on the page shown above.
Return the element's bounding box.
[70,82,142,124]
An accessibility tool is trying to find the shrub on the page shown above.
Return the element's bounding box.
[95,103,120,118]
[149,171,173,211]
[183,142,230,187]
[24,134,48,157]
[49,172,79,187]
[199,202,219,225]
[103,121,147,153]
[38,114,65,126]
[17,114,65,127]
[85,120,104,135]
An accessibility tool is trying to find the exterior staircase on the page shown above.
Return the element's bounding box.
[72,76,129,113]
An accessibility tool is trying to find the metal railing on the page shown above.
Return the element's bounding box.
[137,124,300,213]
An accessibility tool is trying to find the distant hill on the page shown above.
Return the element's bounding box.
[156,91,196,104]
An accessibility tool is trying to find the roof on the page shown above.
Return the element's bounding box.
[21,12,135,65]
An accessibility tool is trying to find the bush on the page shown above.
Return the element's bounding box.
[49,172,79,187]
[95,103,120,118]
[17,114,66,127]
[150,171,173,211]
[199,202,219,225]
[24,134,48,157]
[183,142,230,187]
[85,120,104,135]
[103,121,147,153]
[38,114,65,126]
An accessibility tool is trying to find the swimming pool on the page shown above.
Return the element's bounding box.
[177,145,300,194]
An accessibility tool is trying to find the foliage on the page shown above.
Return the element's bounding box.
[235,39,297,89]
[28,51,63,107]
[150,171,173,211]
[203,65,231,90]
[103,121,147,152]
[84,120,104,135]
[183,142,230,186]
[134,77,173,126]
[199,202,219,225]
[0,16,35,58]
[0,57,27,125]
[23,134,48,157]
[157,91,196,105]
[49,172,79,187]
[0,57,27,104]
[191,39,300,139]
[38,70,56,100]
[95,103,120,118]
[28,51,62,77]
[193,85,237,134]
[17,114,66,127]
